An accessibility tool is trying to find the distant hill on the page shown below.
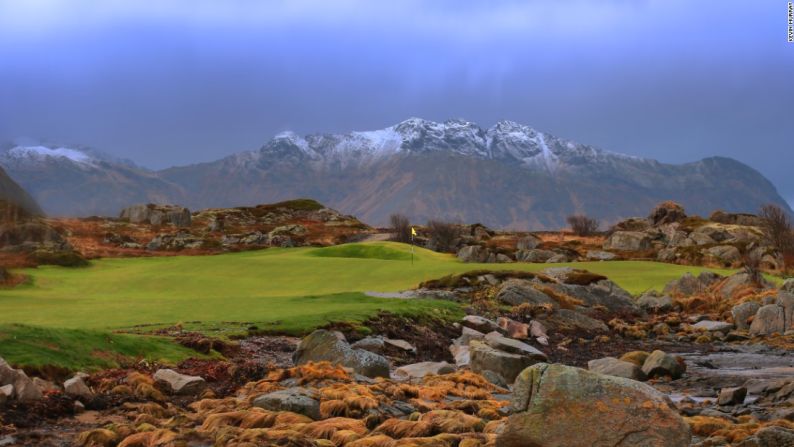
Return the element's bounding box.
[2,119,791,229]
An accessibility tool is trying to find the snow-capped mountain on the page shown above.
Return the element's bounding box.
[1,119,790,228]
[0,142,185,217]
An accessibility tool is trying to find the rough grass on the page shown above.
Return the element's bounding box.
[309,244,413,261]
[1,242,737,336]
[0,324,206,371]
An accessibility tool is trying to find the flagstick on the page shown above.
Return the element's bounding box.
[411,233,414,266]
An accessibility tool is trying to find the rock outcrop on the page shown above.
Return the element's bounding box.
[293,330,390,378]
[120,204,192,227]
[498,363,691,447]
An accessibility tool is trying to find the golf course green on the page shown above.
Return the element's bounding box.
[1,242,735,334]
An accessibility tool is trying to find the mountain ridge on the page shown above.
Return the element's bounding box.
[1,119,790,229]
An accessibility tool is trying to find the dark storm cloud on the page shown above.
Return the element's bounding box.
[0,0,792,205]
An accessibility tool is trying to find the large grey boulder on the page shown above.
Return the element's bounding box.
[120,204,192,227]
[692,320,734,332]
[720,272,773,300]
[461,315,501,333]
[637,291,674,312]
[732,301,761,331]
[393,362,455,379]
[516,235,541,251]
[705,245,741,265]
[153,369,207,395]
[586,250,616,261]
[587,357,646,381]
[515,248,556,263]
[469,340,540,383]
[749,304,786,336]
[0,358,42,402]
[547,280,638,315]
[498,363,691,447]
[778,291,794,331]
[663,271,722,296]
[782,279,794,294]
[0,384,12,406]
[641,350,686,380]
[456,245,489,263]
[64,375,94,401]
[603,231,651,251]
[484,332,548,361]
[252,387,321,420]
[735,426,794,447]
[541,308,609,332]
[293,330,390,378]
[495,280,556,307]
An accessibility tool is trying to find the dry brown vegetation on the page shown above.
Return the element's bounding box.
[72,362,508,447]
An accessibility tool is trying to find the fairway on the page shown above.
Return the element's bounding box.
[1,242,734,334]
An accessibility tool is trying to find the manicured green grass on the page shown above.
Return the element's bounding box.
[1,242,734,335]
[0,324,208,371]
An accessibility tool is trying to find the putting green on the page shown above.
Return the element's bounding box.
[0,242,733,333]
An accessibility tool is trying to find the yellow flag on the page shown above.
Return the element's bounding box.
[411,227,417,237]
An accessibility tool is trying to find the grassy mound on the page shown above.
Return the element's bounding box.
[0,324,205,371]
[309,243,413,261]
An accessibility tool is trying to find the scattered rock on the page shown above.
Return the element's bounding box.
[718,386,747,406]
[500,363,691,447]
[457,326,485,345]
[749,304,786,336]
[120,204,192,227]
[641,350,686,380]
[461,315,501,333]
[64,375,94,401]
[153,369,207,395]
[393,362,455,379]
[252,387,321,420]
[692,320,734,332]
[663,272,722,296]
[705,245,741,265]
[637,291,674,312]
[586,250,616,261]
[732,301,762,331]
[350,337,386,353]
[587,357,646,381]
[497,317,528,340]
[516,235,541,250]
[384,338,416,352]
[456,245,489,263]
[293,330,390,378]
[528,320,548,346]
[603,231,651,251]
[0,385,12,406]
[649,201,687,226]
[515,248,556,263]
[495,279,556,307]
[469,340,540,383]
[736,426,794,447]
[484,332,548,361]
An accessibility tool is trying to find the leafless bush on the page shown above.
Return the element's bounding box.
[426,220,461,253]
[759,204,794,253]
[389,214,411,243]
[566,214,599,236]
[741,249,764,286]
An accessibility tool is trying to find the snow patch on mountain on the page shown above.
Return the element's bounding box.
[6,145,94,164]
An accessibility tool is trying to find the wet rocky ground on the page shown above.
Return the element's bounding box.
[1,268,793,446]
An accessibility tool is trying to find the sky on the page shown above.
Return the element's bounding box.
[1,0,793,205]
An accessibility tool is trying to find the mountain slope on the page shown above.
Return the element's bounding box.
[0,144,186,217]
[2,120,790,229]
[0,165,42,221]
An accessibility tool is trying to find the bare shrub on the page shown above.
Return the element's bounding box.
[389,214,411,243]
[759,204,794,253]
[741,249,764,286]
[566,214,599,236]
[426,220,461,253]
